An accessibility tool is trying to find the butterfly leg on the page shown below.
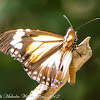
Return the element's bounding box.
[75,50,83,57]
[69,60,76,85]
[77,43,87,56]
[74,44,86,57]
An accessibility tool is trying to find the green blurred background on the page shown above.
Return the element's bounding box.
[0,0,100,100]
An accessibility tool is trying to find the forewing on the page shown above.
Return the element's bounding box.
[0,29,65,87]
[0,29,63,61]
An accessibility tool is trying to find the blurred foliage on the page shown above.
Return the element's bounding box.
[0,0,100,100]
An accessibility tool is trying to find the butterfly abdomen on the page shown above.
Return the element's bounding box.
[69,62,76,85]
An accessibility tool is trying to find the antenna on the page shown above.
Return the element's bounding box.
[76,18,100,30]
[63,15,73,28]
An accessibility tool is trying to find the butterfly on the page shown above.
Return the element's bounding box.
[0,26,78,88]
[1,15,99,88]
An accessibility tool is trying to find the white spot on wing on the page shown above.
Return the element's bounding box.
[28,71,31,75]
[24,62,28,66]
[43,76,45,79]
[25,29,31,32]
[33,71,37,75]
[22,57,25,60]
[10,48,14,53]
[33,76,36,80]
[19,60,23,62]
[51,83,54,87]
[14,43,23,49]
[11,54,15,57]
[18,54,21,58]
[46,82,49,86]
[17,58,20,61]
[17,29,24,32]
[55,85,58,88]
[14,51,18,55]
[41,81,45,84]
[10,38,22,46]
[24,68,28,71]
[37,78,40,82]
[13,32,25,39]
[39,74,42,77]
[47,78,50,81]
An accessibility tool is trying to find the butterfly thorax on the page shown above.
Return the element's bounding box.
[63,27,77,52]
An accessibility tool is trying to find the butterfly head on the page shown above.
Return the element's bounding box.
[64,27,77,45]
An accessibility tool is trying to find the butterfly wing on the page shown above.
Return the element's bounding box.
[36,49,72,88]
[0,29,72,88]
